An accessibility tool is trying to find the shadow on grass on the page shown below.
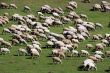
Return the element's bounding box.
[48,63,53,65]
[105,70,110,73]
[46,55,52,57]
[77,65,84,71]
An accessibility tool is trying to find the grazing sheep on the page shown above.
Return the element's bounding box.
[92,35,99,41]
[18,48,28,56]
[80,50,90,56]
[105,51,110,57]
[83,59,97,71]
[71,49,79,57]
[85,44,93,49]
[32,44,42,53]
[88,56,98,62]
[31,48,40,59]
[72,43,79,49]
[68,1,77,9]
[80,14,88,20]
[95,43,106,50]
[94,54,103,61]
[24,6,31,12]
[0,2,9,9]
[95,23,103,28]
[93,4,102,11]
[9,4,17,9]
[0,48,10,54]
[2,28,11,34]
[52,57,62,64]
[95,51,104,56]
[11,39,19,45]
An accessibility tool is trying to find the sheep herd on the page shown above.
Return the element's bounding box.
[0,0,110,72]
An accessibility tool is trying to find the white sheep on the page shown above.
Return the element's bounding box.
[52,57,62,64]
[0,48,10,54]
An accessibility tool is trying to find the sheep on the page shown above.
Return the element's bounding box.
[101,39,109,46]
[92,35,99,41]
[52,57,62,64]
[52,12,60,18]
[11,39,19,45]
[94,54,103,61]
[72,43,79,49]
[85,44,93,49]
[18,48,28,56]
[0,2,9,9]
[93,4,102,11]
[37,12,44,16]
[61,16,71,23]
[40,5,52,13]
[46,40,54,48]
[52,50,65,59]
[71,49,79,57]
[68,1,77,9]
[80,14,88,20]
[77,33,85,41]
[2,41,12,48]
[95,23,103,29]
[2,28,11,34]
[52,7,64,14]
[0,48,10,54]
[88,56,98,62]
[9,4,17,9]
[24,6,31,12]
[80,50,90,57]
[52,49,60,56]
[66,5,74,11]
[31,48,40,59]
[83,59,97,71]
[105,51,110,57]
[32,44,42,53]
[95,51,104,56]
[74,18,83,24]
[95,43,105,50]
[3,13,9,17]
[32,41,41,46]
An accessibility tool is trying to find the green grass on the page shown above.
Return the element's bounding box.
[0,0,110,73]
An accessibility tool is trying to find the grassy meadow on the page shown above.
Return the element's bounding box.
[0,0,110,73]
